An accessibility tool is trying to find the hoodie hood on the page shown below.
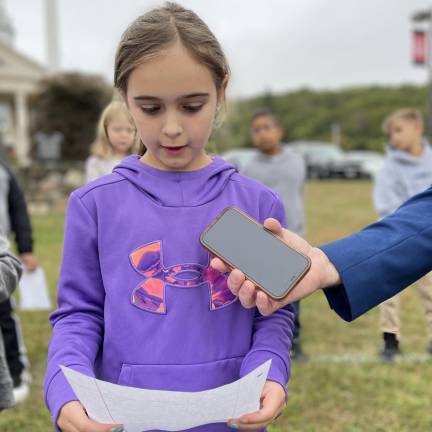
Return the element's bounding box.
[374,140,432,217]
[113,155,238,207]
[386,140,432,165]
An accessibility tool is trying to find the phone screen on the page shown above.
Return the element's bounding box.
[200,207,311,299]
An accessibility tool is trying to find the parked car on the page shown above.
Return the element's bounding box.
[288,141,364,179]
[344,151,384,179]
[220,148,257,171]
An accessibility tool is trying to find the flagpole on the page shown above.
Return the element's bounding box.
[412,8,432,141]
[428,8,432,140]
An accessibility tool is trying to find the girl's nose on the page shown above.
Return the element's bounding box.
[162,115,183,139]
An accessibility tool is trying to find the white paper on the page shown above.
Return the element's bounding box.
[61,359,271,432]
[18,267,52,310]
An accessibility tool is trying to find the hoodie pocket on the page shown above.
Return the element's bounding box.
[117,356,244,392]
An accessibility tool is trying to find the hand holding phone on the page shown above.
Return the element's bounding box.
[200,207,311,300]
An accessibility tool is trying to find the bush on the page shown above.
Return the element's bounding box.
[31,72,112,161]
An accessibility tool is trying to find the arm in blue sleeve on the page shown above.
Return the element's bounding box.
[322,186,432,321]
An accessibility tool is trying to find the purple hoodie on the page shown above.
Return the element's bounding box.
[44,155,294,431]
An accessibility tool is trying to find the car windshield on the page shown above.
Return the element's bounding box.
[347,152,383,160]
[222,149,257,169]
[300,145,344,160]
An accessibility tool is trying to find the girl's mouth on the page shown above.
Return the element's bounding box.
[162,145,187,154]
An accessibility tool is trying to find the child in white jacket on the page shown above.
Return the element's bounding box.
[374,108,432,360]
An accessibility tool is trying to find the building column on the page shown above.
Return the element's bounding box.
[14,90,30,166]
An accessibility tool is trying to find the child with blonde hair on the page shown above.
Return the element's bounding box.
[375,108,432,360]
[85,100,139,183]
[45,3,293,431]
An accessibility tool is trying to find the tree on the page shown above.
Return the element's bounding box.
[31,72,112,160]
[215,85,427,153]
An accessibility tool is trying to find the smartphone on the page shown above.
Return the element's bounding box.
[200,207,311,300]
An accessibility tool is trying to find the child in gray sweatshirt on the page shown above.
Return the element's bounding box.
[243,109,307,360]
[0,233,22,409]
[374,108,432,360]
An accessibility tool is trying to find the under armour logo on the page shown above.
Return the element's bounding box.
[129,241,236,314]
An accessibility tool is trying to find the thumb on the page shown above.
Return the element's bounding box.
[210,257,229,273]
[78,416,123,432]
[263,218,283,237]
[75,415,123,432]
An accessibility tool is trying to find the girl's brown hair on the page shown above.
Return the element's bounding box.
[91,101,140,158]
[114,2,230,97]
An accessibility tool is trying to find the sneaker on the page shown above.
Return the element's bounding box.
[379,332,400,361]
[12,370,31,404]
[291,339,308,362]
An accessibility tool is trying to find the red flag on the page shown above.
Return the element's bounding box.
[413,30,428,65]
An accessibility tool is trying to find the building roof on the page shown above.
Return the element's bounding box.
[0,38,46,93]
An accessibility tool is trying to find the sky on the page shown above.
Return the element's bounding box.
[4,0,432,98]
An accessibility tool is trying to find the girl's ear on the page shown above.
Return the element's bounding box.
[416,120,424,135]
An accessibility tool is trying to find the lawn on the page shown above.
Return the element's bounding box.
[1,180,431,431]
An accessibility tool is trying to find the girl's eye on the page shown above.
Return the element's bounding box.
[141,106,161,114]
[183,103,204,113]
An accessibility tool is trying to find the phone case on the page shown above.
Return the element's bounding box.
[200,206,311,299]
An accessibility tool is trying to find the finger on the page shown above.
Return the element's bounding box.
[77,416,123,432]
[238,280,257,309]
[279,286,302,305]
[228,411,278,431]
[227,268,246,296]
[58,420,80,432]
[210,257,228,273]
[255,290,277,316]
[237,391,284,429]
[57,402,85,432]
[70,405,121,432]
[265,218,307,250]
[263,218,283,237]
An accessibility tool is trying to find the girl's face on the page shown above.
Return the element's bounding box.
[106,114,136,156]
[126,41,225,171]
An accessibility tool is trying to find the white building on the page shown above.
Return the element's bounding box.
[0,1,46,165]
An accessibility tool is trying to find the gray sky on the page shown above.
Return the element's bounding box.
[5,0,432,98]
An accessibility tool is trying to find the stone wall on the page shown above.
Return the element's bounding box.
[17,161,85,215]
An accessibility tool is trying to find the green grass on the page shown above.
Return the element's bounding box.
[1,180,431,431]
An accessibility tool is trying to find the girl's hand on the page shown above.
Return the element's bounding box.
[227,380,286,430]
[57,401,123,432]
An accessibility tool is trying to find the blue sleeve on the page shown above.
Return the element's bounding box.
[321,186,432,321]
[240,194,294,398]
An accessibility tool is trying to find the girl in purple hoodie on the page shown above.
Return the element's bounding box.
[44,3,294,432]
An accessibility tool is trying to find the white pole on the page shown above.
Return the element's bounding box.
[46,0,60,74]
[331,123,341,147]
[14,91,30,166]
